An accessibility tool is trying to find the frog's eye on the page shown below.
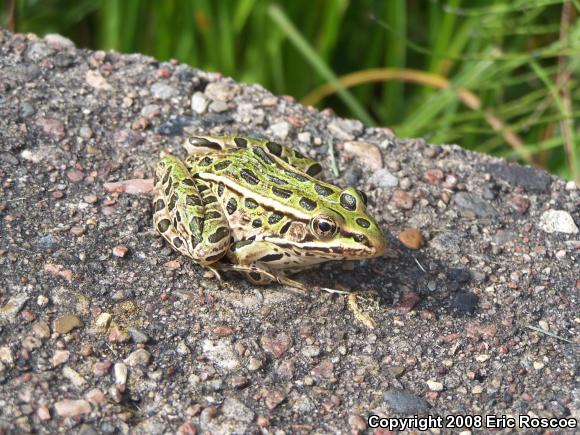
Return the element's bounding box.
[356,189,368,206]
[311,215,338,240]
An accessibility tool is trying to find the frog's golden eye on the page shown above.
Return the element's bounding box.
[311,215,338,240]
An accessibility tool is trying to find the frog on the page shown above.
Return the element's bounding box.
[153,135,386,326]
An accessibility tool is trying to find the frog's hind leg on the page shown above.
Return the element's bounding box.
[153,155,231,268]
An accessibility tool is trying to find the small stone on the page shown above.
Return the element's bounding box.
[205,82,240,101]
[311,359,334,379]
[555,249,566,259]
[539,210,578,234]
[276,360,295,380]
[22,335,42,351]
[475,354,490,362]
[141,104,161,118]
[85,389,106,406]
[124,349,151,367]
[70,226,85,236]
[112,245,129,257]
[483,163,552,192]
[54,315,83,334]
[472,385,483,394]
[213,325,233,337]
[176,422,197,435]
[85,70,112,90]
[67,169,84,183]
[37,295,49,306]
[0,346,14,366]
[150,82,177,99]
[264,388,286,410]
[390,190,414,210]
[54,399,91,417]
[0,295,29,321]
[37,405,51,421]
[349,414,367,432]
[301,345,320,358]
[383,389,430,413]
[165,260,181,270]
[79,126,93,139]
[20,102,36,118]
[257,416,269,428]
[63,366,86,387]
[32,321,51,338]
[454,192,498,218]
[128,327,149,343]
[209,100,229,112]
[221,397,255,423]
[327,118,363,141]
[191,91,210,114]
[94,312,111,331]
[451,291,478,314]
[533,361,545,370]
[202,339,240,370]
[426,380,444,392]
[368,168,398,189]
[114,362,128,385]
[343,141,383,170]
[260,333,292,358]
[36,117,65,139]
[22,310,35,322]
[83,194,98,204]
[93,360,112,377]
[298,132,311,143]
[269,121,291,139]
[565,180,577,190]
[423,168,444,184]
[399,228,423,249]
[396,291,421,313]
[177,341,190,355]
[52,350,70,367]
[44,33,75,49]
[507,195,530,214]
[247,356,263,371]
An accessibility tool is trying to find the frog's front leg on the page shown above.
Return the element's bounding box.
[153,156,231,268]
[223,240,309,291]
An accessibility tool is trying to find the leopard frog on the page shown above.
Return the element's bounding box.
[153,135,385,293]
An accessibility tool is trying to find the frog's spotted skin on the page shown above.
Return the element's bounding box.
[153,135,385,289]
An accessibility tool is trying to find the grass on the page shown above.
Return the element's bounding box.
[2,0,579,181]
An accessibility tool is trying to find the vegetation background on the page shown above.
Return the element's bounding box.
[2,0,579,182]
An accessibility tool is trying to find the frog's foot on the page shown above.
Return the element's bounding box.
[347,290,381,329]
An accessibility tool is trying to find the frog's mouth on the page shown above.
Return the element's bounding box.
[262,236,385,259]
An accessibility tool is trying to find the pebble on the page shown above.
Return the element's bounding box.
[0,347,14,366]
[311,359,334,379]
[36,117,65,139]
[128,327,149,343]
[54,314,83,334]
[221,397,255,423]
[85,70,112,91]
[264,388,286,410]
[390,190,414,210]
[209,100,229,112]
[507,195,530,214]
[565,180,577,190]
[191,91,209,114]
[150,82,177,99]
[19,102,36,118]
[93,360,112,377]
[205,82,240,101]
[301,345,320,358]
[484,163,552,192]
[298,132,311,143]
[539,209,578,234]
[343,141,383,170]
[32,321,50,338]
[383,389,430,413]
[368,168,398,189]
[124,349,151,367]
[202,339,240,370]
[269,121,291,139]
[426,380,444,392]
[349,414,367,432]
[37,405,51,421]
[67,169,84,183]
[399,228,424,249]
[141,104,161,118]
[423,168,444,184]
[94,312,111,331]
[396,291,421,313]
[70,226,85,236]
[260,333,292,358]
[62,366,86,387]
[85,389,107,407]
[21,335,42,351]
[114,362,128,385]
[454,192,498,218]
[54,399,91,417]
[327,118,363,141]
[44,33,75,49]
[451,291,479,314]
[79,126,93,139]
[52,350,70,367]
[0,295,29,321]
[112,245,129,257]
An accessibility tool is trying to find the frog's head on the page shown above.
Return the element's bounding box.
[307,187,385,259]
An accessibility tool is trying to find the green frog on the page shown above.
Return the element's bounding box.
[153,135,385,325]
